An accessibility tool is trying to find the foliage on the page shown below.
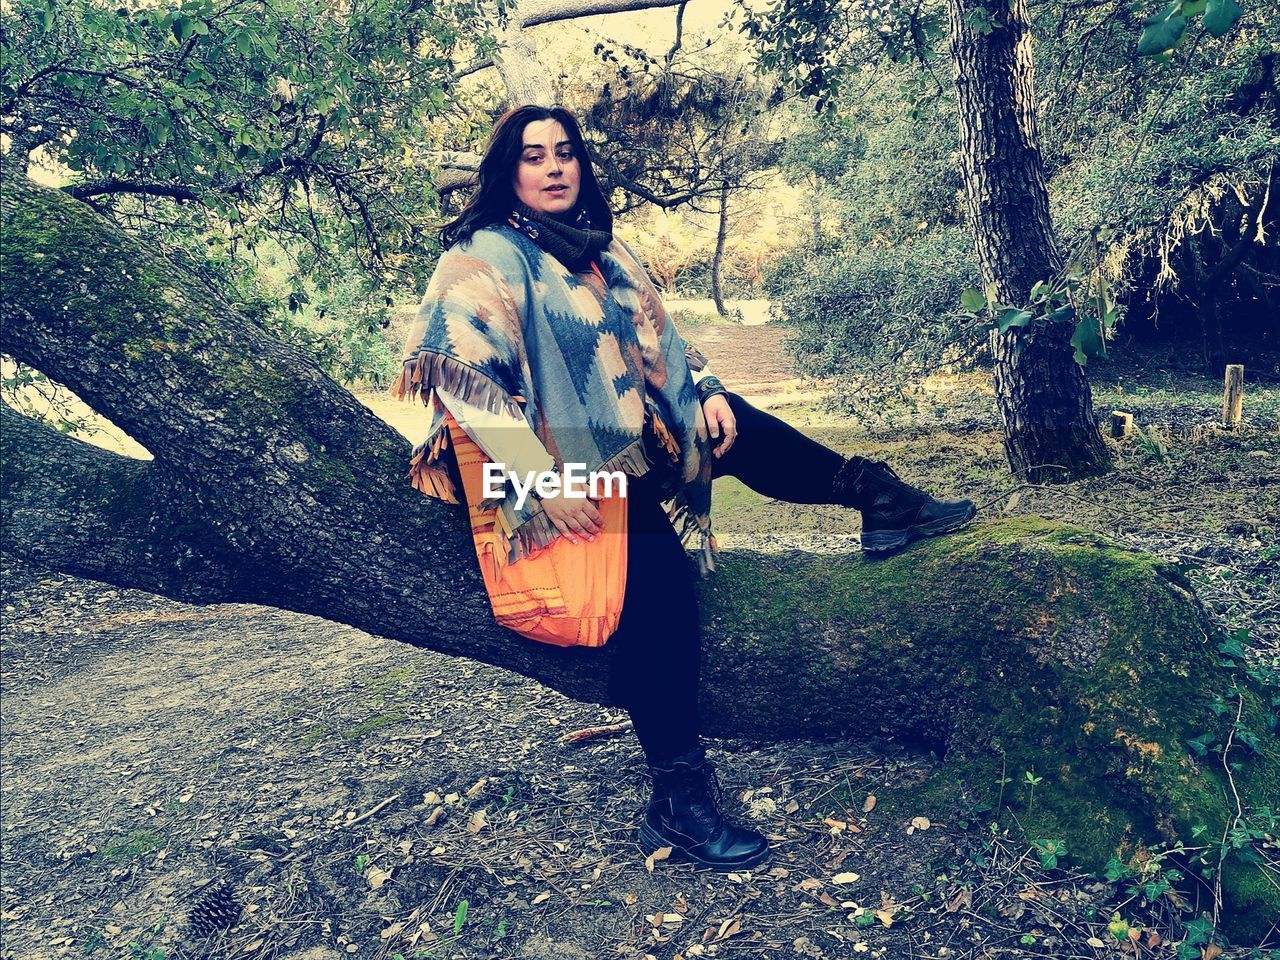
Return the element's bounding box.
[0,0,496,392]
[1,0,478,278]
[770,225,980,413]
[744,0,1276,402]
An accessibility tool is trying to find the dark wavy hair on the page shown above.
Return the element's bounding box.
[439,104,613,250]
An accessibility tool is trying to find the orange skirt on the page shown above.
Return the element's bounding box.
[444,412,628,648]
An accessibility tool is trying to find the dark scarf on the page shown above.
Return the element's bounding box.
[508,199,613,272]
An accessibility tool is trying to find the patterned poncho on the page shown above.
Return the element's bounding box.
[392,224,718,575]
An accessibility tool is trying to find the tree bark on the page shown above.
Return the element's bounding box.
[946,0,1110,482]
[1,177,1275,935]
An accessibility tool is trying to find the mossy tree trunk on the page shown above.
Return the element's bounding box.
[2,177,1276,940]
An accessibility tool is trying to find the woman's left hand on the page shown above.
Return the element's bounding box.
[702,394,736,457]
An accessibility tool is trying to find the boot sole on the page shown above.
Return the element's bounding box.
[862,502,978,554]
[638,822,771,872]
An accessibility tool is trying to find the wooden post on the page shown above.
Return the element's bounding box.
[1110,411,1134,440]
[1222,365,1244,428]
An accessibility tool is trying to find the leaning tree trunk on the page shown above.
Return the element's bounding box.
[711,181,731,317]
[1,177,1276,938]
[946,0,1111,483]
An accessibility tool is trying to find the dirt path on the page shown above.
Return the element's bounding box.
[2,554,967,960]
[681,324,800,397]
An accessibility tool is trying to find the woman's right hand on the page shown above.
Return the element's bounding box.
[539,488,604,543]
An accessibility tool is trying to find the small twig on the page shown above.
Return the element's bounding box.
[343,793,401,828]
[560,720,634,745]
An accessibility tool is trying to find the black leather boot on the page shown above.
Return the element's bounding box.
[639,747,770,871]
[833,456,976,553]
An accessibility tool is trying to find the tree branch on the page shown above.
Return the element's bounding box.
[518,0,685,29]
[64,180,203,202]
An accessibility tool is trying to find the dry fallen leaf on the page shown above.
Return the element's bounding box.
[797,878,823,892]
[908,816,931,834]
[1086,937,1106,948]
[365,865,393,890]
[832,872,861,884]
[645,847,672,872]
[876,892,902,928]
[862,795,876,813]
[531,891,551,905]
[466,810,487,834]
[715,918,741,940]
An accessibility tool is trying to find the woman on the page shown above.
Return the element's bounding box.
[394,104,976,872]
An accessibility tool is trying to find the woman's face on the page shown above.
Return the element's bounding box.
[512,118,581,216]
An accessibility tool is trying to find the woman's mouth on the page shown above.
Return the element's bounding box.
[545,185,568,194]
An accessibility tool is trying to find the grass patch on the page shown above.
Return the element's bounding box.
[344,710,407,742]
[99,831,162,862]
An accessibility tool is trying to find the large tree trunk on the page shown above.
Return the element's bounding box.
[1,177,1275,937]
[946,0,1111,483]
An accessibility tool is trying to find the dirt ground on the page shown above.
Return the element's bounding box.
[2,327,1278,960]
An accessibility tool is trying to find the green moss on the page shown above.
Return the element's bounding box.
[699,519,1279,940]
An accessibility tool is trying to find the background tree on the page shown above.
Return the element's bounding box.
[733,0,1272,478]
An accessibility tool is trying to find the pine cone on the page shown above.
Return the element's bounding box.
[186,879,241,939]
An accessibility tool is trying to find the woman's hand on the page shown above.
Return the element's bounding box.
[540,486,604,544]
[702,394,736,457]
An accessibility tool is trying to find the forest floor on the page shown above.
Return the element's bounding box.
[2,325,1278,960]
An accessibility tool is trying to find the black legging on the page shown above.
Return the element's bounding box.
[605,392,847,764]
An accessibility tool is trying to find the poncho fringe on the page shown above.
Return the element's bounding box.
[391,351,525,418]
[395,352,692,570]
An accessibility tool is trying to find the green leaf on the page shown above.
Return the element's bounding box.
[1104,858,1131,882]
[1047,304,1075,325]
[995,308,1033,332]
[453,900,469,934]
[1138,3,1188,56]
[1203,0,1242,36]
[1218,629,1248,660]
[1070,315,1105,364]
[1236,728,1261,753]
[961,287,985,312]
[1186,733,1214,756]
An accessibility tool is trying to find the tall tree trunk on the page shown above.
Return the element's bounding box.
[711,181,730,316]
[2,176,1275,937]
[946,0,1110,482]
